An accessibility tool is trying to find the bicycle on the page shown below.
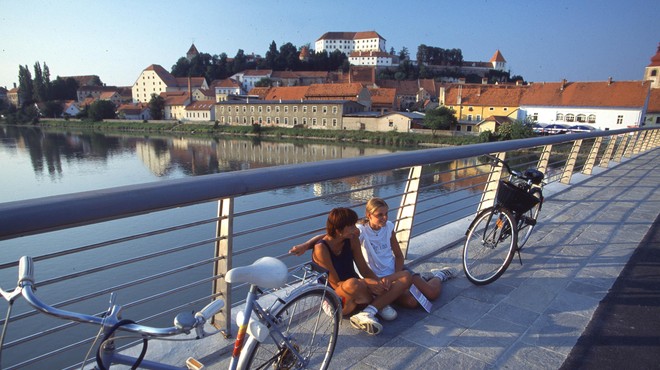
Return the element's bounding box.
[463,154,545,285]
[0,256,341,369]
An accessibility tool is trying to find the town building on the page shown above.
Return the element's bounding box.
[117,103,150,120]
[519,79,652,131]
[230,70,272,93]
[315,31,397,67]
[184,100,215,122]
[440,82,527,133]
[131,64,208,103]
[343,111,425,132]
[214,99,364,129]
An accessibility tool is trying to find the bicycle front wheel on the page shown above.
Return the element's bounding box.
[517,189,543,249]
[240,285,341,369]
[463,207,517,285]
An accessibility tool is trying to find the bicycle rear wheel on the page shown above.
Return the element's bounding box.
[240,285,340,369]
[517,189,543,249]
[463,207,517,285]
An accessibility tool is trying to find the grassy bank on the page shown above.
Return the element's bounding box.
[34,119,482,147]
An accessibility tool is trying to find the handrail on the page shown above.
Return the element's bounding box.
[0,128,645,241]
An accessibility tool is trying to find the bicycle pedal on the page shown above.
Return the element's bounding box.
[186,357,204,370]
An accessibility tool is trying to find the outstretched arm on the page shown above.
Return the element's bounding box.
[289,234,325,256]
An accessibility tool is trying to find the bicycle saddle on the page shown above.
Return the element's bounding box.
[225,256,288,289]
[523,169,544,184]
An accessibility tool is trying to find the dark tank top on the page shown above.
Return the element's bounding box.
[314,239,359,281]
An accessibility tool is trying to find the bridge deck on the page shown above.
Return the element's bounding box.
[162,148,660,369]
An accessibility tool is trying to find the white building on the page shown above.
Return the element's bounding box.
[132,64,208,103]
[315,31,386,55]
[519,79,652,131]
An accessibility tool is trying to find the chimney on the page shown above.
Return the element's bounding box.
[560,79,567,90]
[608,77,613,85]
[188,77,192,101]
[439,87,446,105]
[482,77,488,85]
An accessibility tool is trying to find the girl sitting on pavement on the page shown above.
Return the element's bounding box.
[290,198,456,319]
[311,207,411,335]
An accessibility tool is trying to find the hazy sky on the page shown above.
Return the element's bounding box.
[1,0,658,89]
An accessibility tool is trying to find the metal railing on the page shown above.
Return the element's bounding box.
[0,127,657,369]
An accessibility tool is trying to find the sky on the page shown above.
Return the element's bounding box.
[1,0,659,89]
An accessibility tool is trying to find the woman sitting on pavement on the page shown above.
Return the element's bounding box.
[290,198,456,319]
[311,207,411,335]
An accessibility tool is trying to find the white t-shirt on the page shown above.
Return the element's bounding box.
[357,221,395,277]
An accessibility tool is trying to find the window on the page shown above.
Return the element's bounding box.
[556,113,564,121]
[243,106,246,113]
[322,106,328,114]
[284,106,288,113]
[467,126,472,132]
[275,117,280,124]
[284,117,288,125]
[250,106,255,113]
[228,106,232,113]
[293,106,298,113]
[275,106,280,113]
[332,118,337,127]
[476,115,481,121]
[303,106,307,113]
[267,106,271,113]
[565,114,575,122]
[617,115,623,124]
[258,106,262,113]
[312,118,317,125]
[489,107,494,111]
[588,114,596,123]
[303,117,307,125]
[332,106,338,114]
[267,117,271,124]
[455,125,461,131]
[322,118,327,126]
[467,114,473,121]
[312,106,317,113]
[651,69,658,77]
[577,114,586,123]
[531,113,538,122]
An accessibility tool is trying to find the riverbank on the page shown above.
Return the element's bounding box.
[28,119,482,147]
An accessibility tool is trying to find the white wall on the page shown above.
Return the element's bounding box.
[520,106,645,130]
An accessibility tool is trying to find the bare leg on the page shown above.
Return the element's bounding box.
[370,270,411,310]
[335,278,371,315]
[412,274,442,301]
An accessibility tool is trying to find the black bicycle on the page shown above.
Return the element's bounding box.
[463,154,545,285]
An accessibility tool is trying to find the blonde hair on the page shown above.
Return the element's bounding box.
[360,197,389,224]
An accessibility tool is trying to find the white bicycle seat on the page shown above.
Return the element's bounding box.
[225,257,288,289]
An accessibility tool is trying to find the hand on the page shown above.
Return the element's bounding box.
[363,278,387,295]
[289,243,308,256]
[380,276,392,290]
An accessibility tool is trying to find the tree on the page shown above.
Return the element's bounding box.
[498,120,534,140]
[423,107,457,136]
[18,65,34,107]
[398,47,409,61]
[33,62,48,102]
[148,94,165,120]
[42,100,64,118]
[88,100,116,121]
[232,49,247,74]
[264,41,279,69]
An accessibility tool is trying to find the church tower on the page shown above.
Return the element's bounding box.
[186,43,199,62]
[643,43,660,89]
[489,50,506,71]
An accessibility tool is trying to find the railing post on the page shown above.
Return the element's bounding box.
[599,134,617,168]
[623,132,637,158]
[477,152,506,213]
[212,197,233,334]
[583,137,602,175]
[395,165,422,259]
[653,129,660,148]
[536,145,552,174]
[613,134,628,162]
[561,139,582,184]
[633,131,645,154]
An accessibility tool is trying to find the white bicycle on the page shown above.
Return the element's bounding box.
[0,256,341,369]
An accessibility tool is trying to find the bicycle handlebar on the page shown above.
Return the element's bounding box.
[7,256,224,338]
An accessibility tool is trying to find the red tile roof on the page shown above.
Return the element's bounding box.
[144,64,178,86]
[490,50,506,63]
[443,84,527,107]
[378,80,420,95]
[186,100,215,111]
[317,31,385,41]
[160,91,189,105]
[368,87,396,106]
[306,83,364,100]
[520,80,651,108]
[248,87,272,99]
[649,43,660,67]
[264,86,309,100]
[647,89,660,113]
[242,69,273,76]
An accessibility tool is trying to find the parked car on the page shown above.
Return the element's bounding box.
[544,123,571,134]
[532,123,547,135]
[569,124,599,133]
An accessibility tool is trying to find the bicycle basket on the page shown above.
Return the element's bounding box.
[496,180,540,214]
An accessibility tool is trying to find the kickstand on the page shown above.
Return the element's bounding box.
[516,249,523,265]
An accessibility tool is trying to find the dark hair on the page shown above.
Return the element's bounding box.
[326,207,358,237]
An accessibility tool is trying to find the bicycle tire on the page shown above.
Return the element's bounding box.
[463,207,517,285]
[517,188,543,249]
[239,284,341,370]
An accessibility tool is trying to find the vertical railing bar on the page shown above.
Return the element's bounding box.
[212,197,233,334]
[561,139,582,184]
[395,165,422,258]
[477,152,505,213]
[583,137,602,175]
